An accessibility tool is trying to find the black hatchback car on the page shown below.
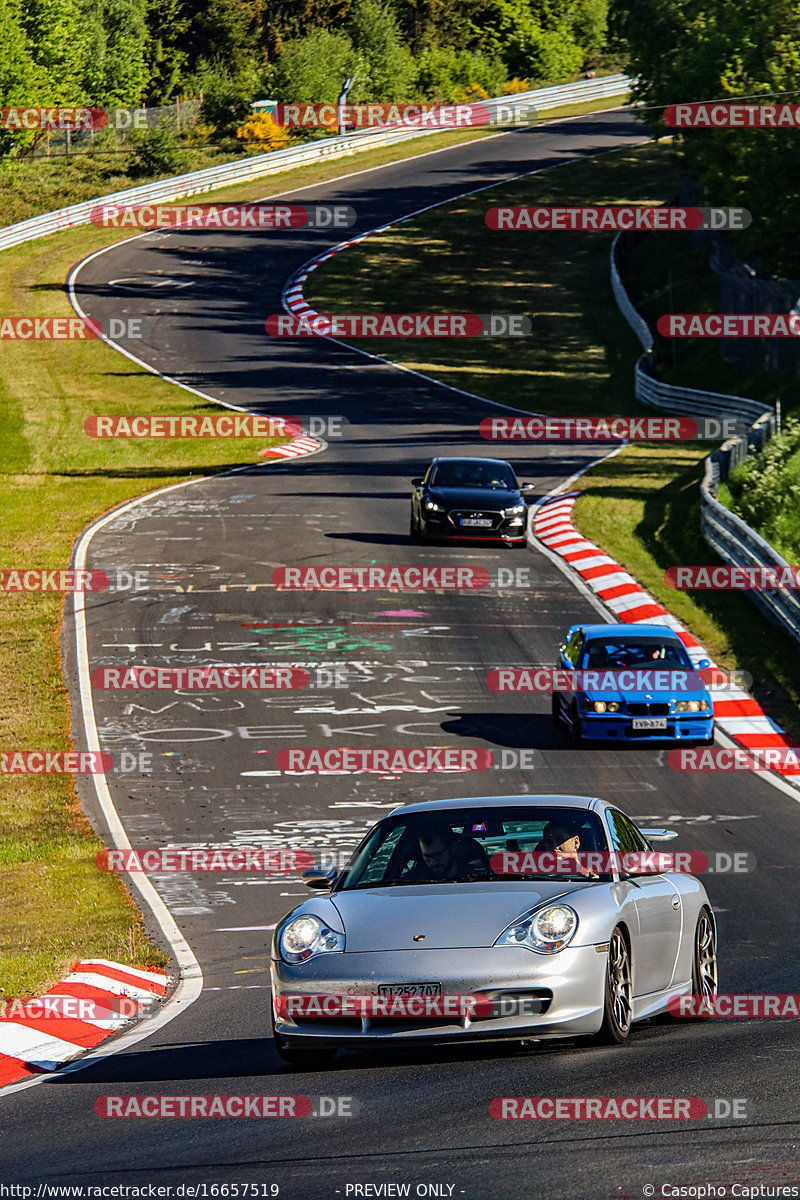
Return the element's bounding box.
[410,457,530,545]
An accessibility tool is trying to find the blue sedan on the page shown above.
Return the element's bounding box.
[551,623,714,745]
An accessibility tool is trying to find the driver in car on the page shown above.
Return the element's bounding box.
[401,822,489,882]
[539,820,599,879]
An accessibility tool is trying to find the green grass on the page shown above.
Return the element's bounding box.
[307,136,800,740]
[306,141,669,417]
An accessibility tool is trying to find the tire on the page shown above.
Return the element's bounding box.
[409,508,420,539]
[569,701,583,747]
[595,927,633,1044]
[551,693,562,727]
[689,906,718,1018]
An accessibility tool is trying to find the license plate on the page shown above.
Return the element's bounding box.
[632,717,668,730]
[461,518,492,527]
[377,983,442,996]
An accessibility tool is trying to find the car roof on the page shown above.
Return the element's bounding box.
[429,456,514,468]
[389,794,607,818]
[576,623,682,639]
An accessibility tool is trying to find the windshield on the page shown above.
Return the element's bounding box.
[336,806,610,889]
[431,461,517,490]
[578,637,694,671]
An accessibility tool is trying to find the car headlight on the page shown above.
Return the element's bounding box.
[590,700,620,713]
[503,504,526,517]
[279,916,344,963]
[425,499,444,512]
[495,904,578,954]
[675,699,711,713]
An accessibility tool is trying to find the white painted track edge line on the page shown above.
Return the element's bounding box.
[0,445,329,1102]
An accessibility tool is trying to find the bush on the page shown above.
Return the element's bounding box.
[236,112,292,153]
[415,47,507,103]
[263,28,368,104]
[193,59,261,137]
[127,126,184,177]
[725,418,800,559]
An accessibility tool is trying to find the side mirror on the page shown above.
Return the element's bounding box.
[411,477,423,486]
[302,867,337,890]
[638,828,679,841]
[697,658,711,670]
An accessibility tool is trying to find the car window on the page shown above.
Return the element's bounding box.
[563,629,584,667]
[578,638,693,671]
[336,807,608,888]
[606,809,649,854]
[431,461,517,490]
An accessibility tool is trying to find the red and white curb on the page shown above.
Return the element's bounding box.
[284,228,389,324]
[260,435,323,460]
[0,959,169,1087]
[534,491,800,777]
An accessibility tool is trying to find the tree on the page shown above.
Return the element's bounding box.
[345,0,418,99]
[263,28,368,103]
[613,0,800,275]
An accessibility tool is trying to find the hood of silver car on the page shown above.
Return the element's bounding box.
[329,881,586,951]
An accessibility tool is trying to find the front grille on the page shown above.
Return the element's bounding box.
[449,510,502,529]
[628,702,670,716]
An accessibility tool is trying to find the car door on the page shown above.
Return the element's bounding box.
[606,809,683,996]
[555,628,584,718]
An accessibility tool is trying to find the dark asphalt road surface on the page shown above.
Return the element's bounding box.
[3,109,799,1200]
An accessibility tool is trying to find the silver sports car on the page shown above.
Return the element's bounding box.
[270,795,718,1065]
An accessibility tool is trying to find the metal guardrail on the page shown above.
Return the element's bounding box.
[701,458,800,645]
[0,74,632,254]
[611,233,772,426]
[609,231,800,646]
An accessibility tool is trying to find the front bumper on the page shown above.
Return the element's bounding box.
[271,944,607,1046]
[578,713,714,742]
[424,511,526,541]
